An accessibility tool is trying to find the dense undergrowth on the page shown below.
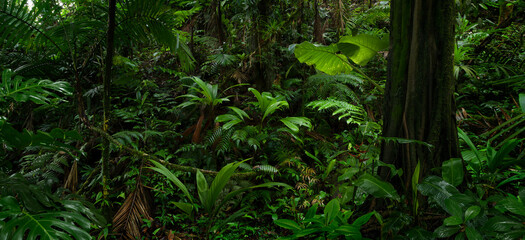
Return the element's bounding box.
[0,0,524,239]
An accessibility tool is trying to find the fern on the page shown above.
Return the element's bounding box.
[20,152,67,187]
[304,73,364,103]
[307,98,366,125]
[176,143,206,154]
[253,165,279,174]
[205,127,234,155]
[112,131,144,149]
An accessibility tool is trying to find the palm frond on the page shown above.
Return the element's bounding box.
[64,160,78,193]
[0,69,73,105]
[0,0,63,52]
[116,0,196,71]
[113,184,152,240]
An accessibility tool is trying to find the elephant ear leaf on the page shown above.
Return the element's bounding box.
[0,196,97,240]
[294,42,353,75]
[338,34,389,66]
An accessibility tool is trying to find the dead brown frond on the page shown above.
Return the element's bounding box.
[64,160,78,193]
[113,183,152,240]
[232,70,247,84]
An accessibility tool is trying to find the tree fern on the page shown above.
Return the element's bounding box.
[307,98,366,125]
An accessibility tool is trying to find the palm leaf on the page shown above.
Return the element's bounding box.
[0,69,73,104]
[112,184,152,240]
[116,0,196,71]
[0,0,63,52]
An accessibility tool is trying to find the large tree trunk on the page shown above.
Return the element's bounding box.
[381,0,459,195]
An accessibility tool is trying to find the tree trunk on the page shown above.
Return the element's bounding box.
[102,0,116,200]
[313,0,325,44]
[381,0,459,196]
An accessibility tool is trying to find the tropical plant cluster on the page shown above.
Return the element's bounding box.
[0,0,524,239]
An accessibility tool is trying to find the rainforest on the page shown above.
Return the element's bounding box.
[0,0,524,239]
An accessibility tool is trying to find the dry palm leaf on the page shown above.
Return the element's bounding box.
[113,183,152,239]
[64,160,78,192]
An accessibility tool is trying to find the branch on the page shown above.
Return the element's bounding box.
[88,126,258,179]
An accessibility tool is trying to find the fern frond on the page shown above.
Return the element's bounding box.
[307,98,366,125]
[112,131,144,149]
[176,143,205,154]
[20,152,67,187]
[304,73,364,103]
[253,165,279,174]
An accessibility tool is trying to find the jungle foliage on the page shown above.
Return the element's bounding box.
[0,0,524,239]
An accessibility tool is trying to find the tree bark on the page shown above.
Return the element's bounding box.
[381,0,459,195]
[313,0,325,44]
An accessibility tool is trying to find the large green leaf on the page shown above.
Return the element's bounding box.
[433,225,460,238]
[354,173,400,201]
[324,199,340,225]
[274,219,302,231]
[0,196,101,240]
[442,158,464,187]
[294,42,353,75]
[464,205,481,222]
[280,117,312,133]
[338,34,389,66]
[196,170,210,212]
[352,212,375,227]
[334,225,361,239]
[147,160,193,203]
[487,139,521,171]
[465,227,482,240]
[418,176,462,211]
[499,194,525,217]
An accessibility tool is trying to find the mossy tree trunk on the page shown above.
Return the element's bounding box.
[381,0,459,196]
